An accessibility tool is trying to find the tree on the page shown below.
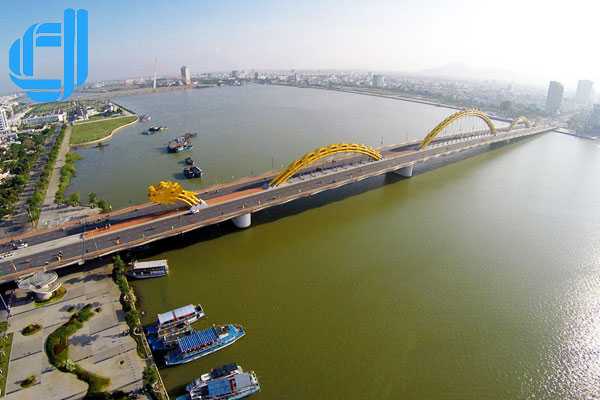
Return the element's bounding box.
[67,192,80,207]
[27,206,40,225]
[87,192,98,208]
[97,199,112,214]
[55,192,64,205]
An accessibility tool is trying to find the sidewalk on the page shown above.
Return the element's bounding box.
[5,265,145,400]
[41,126,71,210]
[38,126,99,228]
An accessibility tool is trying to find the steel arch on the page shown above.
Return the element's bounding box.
[419,109,496,149]
[270,143,382,187]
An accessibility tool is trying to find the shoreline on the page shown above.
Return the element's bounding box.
[272,83,514,123]
[70,115,139,148]
[72,84,204,101]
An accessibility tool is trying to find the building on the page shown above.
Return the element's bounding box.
[372,74,385,88]
[0,108,8,132]
[231,70,239,79]
[180,65,191,85]
[17,271,63,301]
[22,112,66,127]
[575,80,594,105]
[589,104,600,130]
[545,81,564,115]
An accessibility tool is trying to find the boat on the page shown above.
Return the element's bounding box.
[185,157,195,165]
[184,166,203,179]
[146,304,206,351]
[169,141,193,153]
[126,259,169,279]
[149,125,167,133]
[168,133,196,153]
[177,367,260,400]
[164,324,245,366]
[140,114,151,122]
[197,363,243,383]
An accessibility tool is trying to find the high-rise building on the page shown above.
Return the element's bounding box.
[180,65,191,85]
[372,74,385,88]
[545,81,564,115]
[589,104,600,129]
[0,108,8,133]
[575,80,594,105]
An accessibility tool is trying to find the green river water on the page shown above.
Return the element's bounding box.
[69,85,600,399]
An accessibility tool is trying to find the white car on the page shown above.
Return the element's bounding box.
[16,242,28,249]
[189,203,207,214]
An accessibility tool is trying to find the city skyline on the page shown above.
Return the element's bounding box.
[0,0,599,94]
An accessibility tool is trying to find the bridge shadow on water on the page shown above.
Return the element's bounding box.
[123,136,536,261]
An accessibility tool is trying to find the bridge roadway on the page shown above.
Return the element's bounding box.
[0,125,553,283]
[0,127,504,253]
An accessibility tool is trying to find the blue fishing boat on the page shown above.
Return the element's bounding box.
[164,324,245,366]
[176,367,260,400]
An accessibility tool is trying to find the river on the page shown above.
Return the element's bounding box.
[69,85,600,399]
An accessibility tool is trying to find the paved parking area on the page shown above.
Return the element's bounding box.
[4,265,145,400]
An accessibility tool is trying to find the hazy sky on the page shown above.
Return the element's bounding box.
[0,0,597,93]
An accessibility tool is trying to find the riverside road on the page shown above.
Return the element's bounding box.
[0,125,553,282]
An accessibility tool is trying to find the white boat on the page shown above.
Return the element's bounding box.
[126,259,169,279]
[197,363,243,383]
[178,367,260,400]
[146,304,207,350]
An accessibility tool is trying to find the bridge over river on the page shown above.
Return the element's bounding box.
[0,110,555,283]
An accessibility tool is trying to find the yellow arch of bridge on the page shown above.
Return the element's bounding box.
[270,143,383,187]
[148,181,206,207]
[419,108,496,149]
[508,116,531,131]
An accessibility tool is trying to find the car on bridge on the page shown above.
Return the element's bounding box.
[13,240,28,250]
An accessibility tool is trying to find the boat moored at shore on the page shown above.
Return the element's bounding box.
[126,259,169,279]
[177,365,260,400]
[165,324,245,366]
[146,304,206,350]
[196,363,243,383]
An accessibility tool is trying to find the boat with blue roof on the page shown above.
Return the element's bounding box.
[164,324,245,366]
[176,364,260,400]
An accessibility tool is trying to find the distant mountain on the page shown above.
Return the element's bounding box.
[414,63,533,84]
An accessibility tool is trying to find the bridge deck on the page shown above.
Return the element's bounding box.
[0,126,554,283]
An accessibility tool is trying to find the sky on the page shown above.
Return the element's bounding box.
[0,0,598,94]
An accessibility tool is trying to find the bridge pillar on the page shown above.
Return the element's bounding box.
[394,164,414,178]
[232,213,252,229]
